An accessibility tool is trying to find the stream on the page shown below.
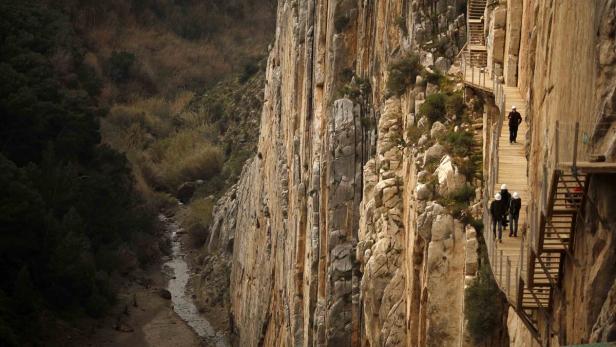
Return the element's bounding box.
[159,214,229,347]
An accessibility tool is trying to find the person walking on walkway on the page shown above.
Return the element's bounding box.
[500,184,511,229]
[509,192,521,237]
[490,193,506,242]
[508,106,523,143]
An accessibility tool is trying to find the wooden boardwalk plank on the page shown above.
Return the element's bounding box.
[493,86,528,303]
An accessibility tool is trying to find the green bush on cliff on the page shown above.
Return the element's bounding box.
[443,129,474,157]
[386,54,422,96]
[445,92,465,116]
[420,93,447,123]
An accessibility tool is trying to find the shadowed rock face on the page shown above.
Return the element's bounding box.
[195,0,478,346]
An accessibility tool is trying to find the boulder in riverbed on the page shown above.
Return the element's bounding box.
[159,288,172,300]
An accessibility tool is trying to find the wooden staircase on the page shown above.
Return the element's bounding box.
[516,168,588,339]
[466,0,488,67]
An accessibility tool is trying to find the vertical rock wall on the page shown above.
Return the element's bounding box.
[197,0,481,346]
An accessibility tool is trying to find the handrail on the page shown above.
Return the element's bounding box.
[456,42,468,61]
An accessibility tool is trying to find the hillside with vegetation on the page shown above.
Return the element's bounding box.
[0,0,274,345]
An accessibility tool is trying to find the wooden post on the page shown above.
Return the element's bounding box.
[520,234,525,280]
[472,66,475,84]
[500,249,504,283]
[572,122,579,175]
[492,238,496,271]
[463,54,466,82]
[555,121,560,165]
[506,257,511,298]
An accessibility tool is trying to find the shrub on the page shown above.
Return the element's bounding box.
[422,69,444,86]
[454,155,481,181]
[222,149,251,181]
[339,76,371,102]
[395,16,408,35]
[177,146,224,184]
[419,93,446,123]
[424,156,441,173]
[450,184,475,203]
[107,51,136,82]
[188,224,210,249]
[405,125,424,145]
[387,54,421,96]
[443,129,474,157]
[465,259,502,343]
[178,198,214,236]
[78,64,103,96]
[446,93,465,116]
[240,58,260,83]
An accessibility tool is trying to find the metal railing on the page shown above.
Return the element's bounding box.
[461,49,494,91]
[481,76,527,305]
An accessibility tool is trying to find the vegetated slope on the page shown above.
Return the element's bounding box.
[0,0,273,345]
[101,69,267,219]
[52,0,276,101]
[60,0,275,214]
[0,2,161,345]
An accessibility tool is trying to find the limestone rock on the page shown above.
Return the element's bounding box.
[415,183,432,201]
[434,57,451,73]
[417,116,429,129]
[422,52,434,66]
[431,213,454,241]
[424,143,446,164]
[430,121,447,138]
[418,134,429,146]
[434,155,466,195]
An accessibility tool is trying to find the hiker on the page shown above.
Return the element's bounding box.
[500,184,511,229]
[490,193,506,242]
[509,192,521,237]
[508,106,523,143]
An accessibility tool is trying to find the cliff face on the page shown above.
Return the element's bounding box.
[196,0,486,346]
[518,1,616,345]
[481,0,616,345]
[200,0,616,346]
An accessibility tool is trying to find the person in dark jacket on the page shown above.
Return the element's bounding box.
[508,106,523,143]
[500,184,511,229]
[509,192,522,237]
[490,193,506,242]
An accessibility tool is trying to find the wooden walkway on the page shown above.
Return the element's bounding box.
[462,0,616,341]
[491,86,528,305]
[462,66,493,91]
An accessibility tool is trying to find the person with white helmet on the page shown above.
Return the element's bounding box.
[509,192,522,237]
[500,184,511,229]
[490,193,506,242]
[508,106,522,143]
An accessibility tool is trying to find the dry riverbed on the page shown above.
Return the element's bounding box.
[68,214,229,347]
